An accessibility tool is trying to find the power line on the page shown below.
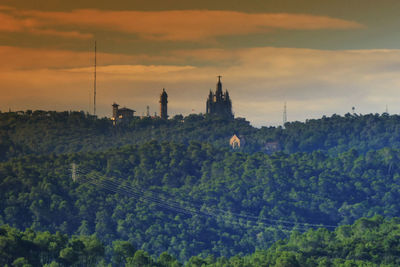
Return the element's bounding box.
[75,167,337,230]
[74,166,338,230]
[77,174,297,232]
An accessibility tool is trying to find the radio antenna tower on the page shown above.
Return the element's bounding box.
[283,102,287,127]
[93,41,97,116]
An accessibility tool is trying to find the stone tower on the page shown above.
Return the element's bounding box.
[112,103,119,120]
[160,88,168,120]
[206,76,233,118]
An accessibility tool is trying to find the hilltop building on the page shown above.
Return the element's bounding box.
[206,76,233,118]
[160,88,168,120]
[230,134,244,149]
[111,76,234,124]
[111,103,135,124]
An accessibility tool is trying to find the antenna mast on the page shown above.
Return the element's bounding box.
[283,102,287,127]
[94,41,97,116]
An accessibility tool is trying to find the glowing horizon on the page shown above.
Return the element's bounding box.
[2,0,400,126]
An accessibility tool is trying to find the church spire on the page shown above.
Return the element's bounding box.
[216,75,223,101]
[206,76,233,119]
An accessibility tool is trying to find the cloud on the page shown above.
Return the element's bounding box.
[66,65,197,80]
[0,7,89,39]
[2,46,400,126]
[0,5,16,11]
[28,28,93,39]
[28,10,363,41]
[0,6,363,41]
[0,46,178,70]
[0,12,37,32]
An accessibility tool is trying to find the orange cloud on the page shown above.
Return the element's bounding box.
[0,46,180,70]
[0,7,89,39]
[0,13,38,31]
[66,65,196,76]
[0,5,15,11]
[1,6,363,41]
[28,28,93,39]
[33,10,364,41]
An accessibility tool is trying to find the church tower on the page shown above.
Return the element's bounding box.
[160,88,168,120]
[206,76,233,119]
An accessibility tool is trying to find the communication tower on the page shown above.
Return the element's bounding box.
[283,102,287,127]
[93,41,97,116]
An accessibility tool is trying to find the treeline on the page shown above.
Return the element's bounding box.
[186,215,400,266]
[273,112,400,154]
[0,224,104,266]
[0,224,181,267]
[3,215,400,266]
[2,141,400,261]
[2,111,400,162]
[0,111,255,161]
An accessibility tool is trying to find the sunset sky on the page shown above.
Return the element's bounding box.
[2,0,400,126]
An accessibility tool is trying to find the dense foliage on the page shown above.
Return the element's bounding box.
[3,216,400,266]
[2,110,400,264]
[0,224,104,266]
[185,215,400,266]
[0,111,255,161]
[1,139,400,262]
[0,224,181,267]
[2,111,400,162]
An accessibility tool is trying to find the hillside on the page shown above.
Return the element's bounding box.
[2,140,400,262]
[2,111,400,263]
[187,215,400,266]
[2,216,400,266]
[2,111,400,162]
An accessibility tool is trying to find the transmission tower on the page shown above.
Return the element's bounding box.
[93,41,97,116]
[283,102,287,127]
[71,163,77,182]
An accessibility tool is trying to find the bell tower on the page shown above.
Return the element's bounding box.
[112,103,119,120]
[160,88,168,120]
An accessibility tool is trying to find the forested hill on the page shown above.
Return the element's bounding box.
[2,110,400,161]
[187,215,400,266]
[0,111,255,161]
[3,110,400,264]
[2,141,400,262]
[2,209,400,266]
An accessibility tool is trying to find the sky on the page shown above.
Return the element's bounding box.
[2,0,400,126]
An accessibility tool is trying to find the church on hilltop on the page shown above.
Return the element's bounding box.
[111,76,234,123]
[206,76,233,119]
